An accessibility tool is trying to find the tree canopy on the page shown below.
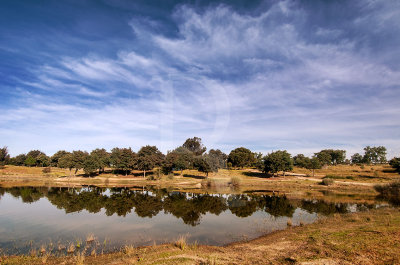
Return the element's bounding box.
[389,157,400,174]
[228,147,255,168]
[182,137,207,156]
[263,150,293,176]
[363,146,387,164]
[0,146,10,166]
[110,148,136,175]
[137,145,164,177]
[314,149,346,165]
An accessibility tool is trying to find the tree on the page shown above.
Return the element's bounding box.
[263,150,293,176]
[228,147,256,168]
[36,153,50,167]
[293,154,308,168]
[71,150,89,175]
[137,146,164,178]
[389,157,400,174]
[314,151,331,166]
[363,146,387,164]
[90,148,110,174]
[253,152,264,171]
[51,150,69,167]
[351,153,363,164]
[0,146,10,166]
[193,156,213,177]
[26,150,49,167]
[83,155,100,176]
[24,156,37,167]
[110,148,137,176]
[10,154,26,166]
[163,147,194,175]
[314,149,346,165]
[208,149,228,169]
[182,137,207,156]
[58,153,74,176]
[305,157,322,177]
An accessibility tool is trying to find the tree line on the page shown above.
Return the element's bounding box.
[0,139,397,177]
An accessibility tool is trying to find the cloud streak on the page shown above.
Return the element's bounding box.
[0,0,399,158]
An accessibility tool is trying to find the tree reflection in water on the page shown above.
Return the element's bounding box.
[0,186,380,226]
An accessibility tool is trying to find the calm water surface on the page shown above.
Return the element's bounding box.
[0,186,383,255]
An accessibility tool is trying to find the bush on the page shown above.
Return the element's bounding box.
[201,178,215,188]
[167,173,174,180]
[321,178,335,186]
[324,174,344,179]
[229,176,241,187]
[374,182,400,206]
[146,174,161,181]
[42,167,51,174]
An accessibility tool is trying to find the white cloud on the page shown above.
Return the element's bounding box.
[2,0,400,159]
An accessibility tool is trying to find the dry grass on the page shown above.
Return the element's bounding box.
[85,233,95,243]
[294,164,400,182]
[74,251,85,265]
[175,235,187,250]
[67,243,75,254]
[3,208,399,265]
[123,245,135,256]
[229,176,241,187]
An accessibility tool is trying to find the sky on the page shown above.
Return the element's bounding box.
[1,0,400,158]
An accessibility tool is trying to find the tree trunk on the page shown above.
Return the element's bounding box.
[312,169,315,177]
[143,170,146,178]
[181,169,183,175]
[74,168,78,176]
[283,171,286,176]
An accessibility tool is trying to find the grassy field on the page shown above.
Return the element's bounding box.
[2,207,399,264]
[1,164,399,202]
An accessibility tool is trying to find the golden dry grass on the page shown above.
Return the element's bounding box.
[3,208,399,265]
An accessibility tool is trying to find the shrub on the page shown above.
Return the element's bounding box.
[42,167,51,174]
[374,182,400,206]
[147,174,161,181]
[167,173,174,180]
[324,174,344,179]
[321,178,334,186]
[201,179,215,188]
[229,176,241,187]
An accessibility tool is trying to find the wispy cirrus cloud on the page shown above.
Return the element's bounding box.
[0,0,399,158]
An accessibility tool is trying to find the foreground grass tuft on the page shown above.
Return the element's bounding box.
[175,235,187,250]
[229,176,241,187]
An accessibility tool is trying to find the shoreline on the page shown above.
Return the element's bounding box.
[1,207,399,264]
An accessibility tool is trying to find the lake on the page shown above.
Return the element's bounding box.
[0,186,387,255]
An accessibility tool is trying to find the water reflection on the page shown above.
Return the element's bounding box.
[0,186,379,225]
[0,186,389,255]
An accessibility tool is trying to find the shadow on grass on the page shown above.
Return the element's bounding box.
[358,175,391,180]
[183,174,207,180]
[242,171,271,178]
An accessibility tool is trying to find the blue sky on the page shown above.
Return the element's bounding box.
[1,0,400,158]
